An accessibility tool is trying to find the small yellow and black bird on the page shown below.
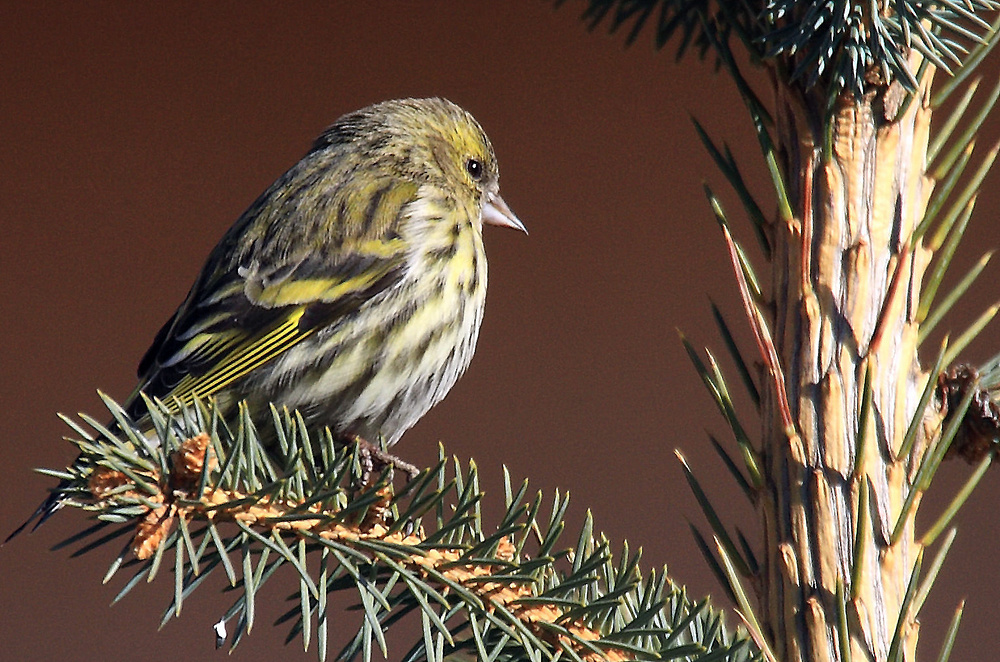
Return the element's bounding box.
[11,97,524,537]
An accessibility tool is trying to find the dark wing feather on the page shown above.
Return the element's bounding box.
[124,175,420,419]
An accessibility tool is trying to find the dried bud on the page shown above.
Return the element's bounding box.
[133,505,175,560]
[171,433,216,489]
[88,467,131,500]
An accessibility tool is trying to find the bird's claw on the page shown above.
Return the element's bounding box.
[353,437,420,488]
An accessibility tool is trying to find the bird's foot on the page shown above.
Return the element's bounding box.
[349,437,420,530]
[353,437,420,488]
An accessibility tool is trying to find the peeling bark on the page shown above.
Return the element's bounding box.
[759,64,944,662]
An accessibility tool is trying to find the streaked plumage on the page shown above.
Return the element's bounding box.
[127,97,523,443]
[10,97,523,539]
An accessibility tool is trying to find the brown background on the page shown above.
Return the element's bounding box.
[2,3,998,661]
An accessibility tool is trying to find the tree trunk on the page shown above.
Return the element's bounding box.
[759,62,943,662]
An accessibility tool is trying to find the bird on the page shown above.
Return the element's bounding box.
[8,97,525,540]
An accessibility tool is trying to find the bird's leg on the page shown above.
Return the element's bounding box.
[353,436,420,488]
[348,436,420,530]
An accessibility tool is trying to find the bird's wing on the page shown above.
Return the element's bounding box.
[126,181,420,417]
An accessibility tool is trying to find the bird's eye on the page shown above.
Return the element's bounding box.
[465,158,484,181]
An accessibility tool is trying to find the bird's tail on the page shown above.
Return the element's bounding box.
[4,412,155,546]
[3,482,66,545]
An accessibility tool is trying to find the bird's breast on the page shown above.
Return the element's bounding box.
[267,196,489,445]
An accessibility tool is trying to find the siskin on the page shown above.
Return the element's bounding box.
[14,97,524,535]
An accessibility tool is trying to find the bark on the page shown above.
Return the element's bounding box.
[758,63,944,662]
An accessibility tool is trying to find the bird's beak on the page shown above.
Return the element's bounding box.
[482,191,527,234]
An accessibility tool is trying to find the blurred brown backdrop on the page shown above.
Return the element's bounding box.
[2,3,998,660]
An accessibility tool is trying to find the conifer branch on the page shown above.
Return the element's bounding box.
[42,395,761,662]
